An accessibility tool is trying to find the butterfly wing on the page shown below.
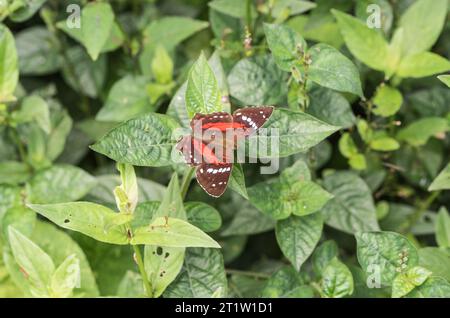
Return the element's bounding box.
[232,106,274,137]
[190,112,233,132]
[196,163,232,197]
[176,135,202,166]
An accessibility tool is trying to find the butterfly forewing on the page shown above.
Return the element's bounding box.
[232,106,274,136]
[196,163,232,197]
[190,112,233,132]
[176,135,202,166]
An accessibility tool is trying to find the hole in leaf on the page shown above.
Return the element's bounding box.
[156,247,163,255]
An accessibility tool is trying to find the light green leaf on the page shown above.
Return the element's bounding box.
[50,254,80,298]
[14,95,51,134]
[0,24,18,102]
[28,202,129,245]
[228,164,248,199]
[152,45,173,85]
[320,258,354,298]
[247,108,339,158]
[435,208,450,248]
[263,23,306,72]
[249,179,333,220]
[276,213,323,271]
[369,137,400,152]
[185,202,222,233]
[392,266,432,298]
[81,2,114,60]
[10,0,47,22]
[208,0,256,18]
[185,53,222,118]
[116,271,144,297]
[418,247,450,282]
[131,217,220,248]
[0,161,31,185]
[261,266,313,298]
[114,163,138,214]
[397,52,450,79]
[96,75,152,122]
[322,172,379,234]
[399,0,448,56]
[438,75,450,88]
[26,165,95,204]
[8,226,55,297]
[428,163,450,191]
[372,85,403,117]
[228,55,287,105]
[280,159,311,184]
[312,240,338,276]
[406,277,450,298]
[332,10,389,72]
[144,245,184,298]
[308,43,363,97]
[164,248,227,298]
[397,117,448,147]
[91,112,180,167]
[356,231,418,286]
[1,205,36,241]
[15,26,61,75]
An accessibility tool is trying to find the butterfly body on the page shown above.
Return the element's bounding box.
[177,106,274,197]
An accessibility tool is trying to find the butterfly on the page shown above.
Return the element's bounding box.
[176,106,274,197]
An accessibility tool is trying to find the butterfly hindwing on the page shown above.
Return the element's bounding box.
[232,106,274,136]
[176,135,202,166]
[196,163,232,197]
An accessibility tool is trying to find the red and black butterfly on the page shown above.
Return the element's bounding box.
[176,106,274,197]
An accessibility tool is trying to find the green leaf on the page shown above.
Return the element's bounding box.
[228,164,249,199]
[307,87,356,129]
[139,17,208,75]
[46,106,73,162]
[398,0,448,56]
[96,75,153,122]
[10,0,47,22]
[438,75,450,88]
[248,178,333,220]
[116,271,144,297]
[114,163,138,214]
[221,198,275,236]
[185,53,222,118]
[1,205,36,241]
[61,46,106,98]
[369,137,400,152]
[131,217,220,248]
[154,174,186,220]
[434,207,450,248]
[0,161,31,185]
[263,23,306,72]
[308,43,363,97]
[372,85,403,117]
[28,202,129,245]
[91,112,180,167]
[8,226,55,297]
[418,247,450,282]
[312,240,338,276]
[247,108,339,158]
[185,202,222,233]
[144,245,184,298]
[405,277,450,298]
[332,10,389,72]
[208,0,256,18]
[280,159,311,184]
[26,165,97,204]
[397,117,448,147]
[356,231,418,286]
[152,45,173,85]
[261,266,313,298]
[15,26,61,75]
[228,55,287,105]
[397,52,450,79]
[429,163,450,191]
[14,95,51,134]
[321,172,379,234]
[392,266,432,298]
[0,24,18,102]
[276,213,323,271]
[81,2,114,61]
[50,254,80,298]
[164,248,227,298]
[320,258,354,298]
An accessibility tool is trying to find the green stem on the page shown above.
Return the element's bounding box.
[400,190,441,234]
[180,167,195,200]
[245,0,253,34]
[132,244,153,298]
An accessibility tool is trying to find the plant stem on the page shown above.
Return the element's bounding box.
[132,244,153,298]
[180,167,195,200]
[400,190,441,234]
[225,269,271,279]
[245,0,253,34]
